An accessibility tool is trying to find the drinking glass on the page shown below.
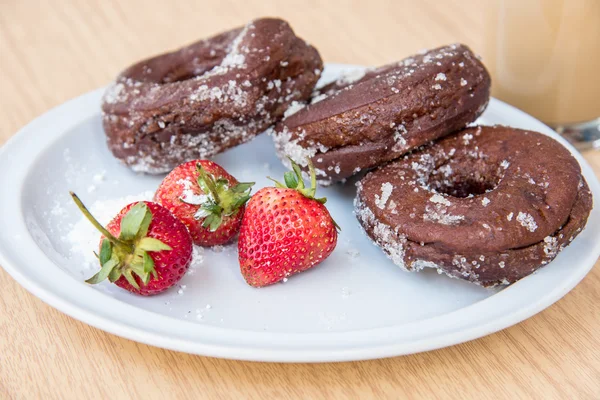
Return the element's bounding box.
[484,0,600,149]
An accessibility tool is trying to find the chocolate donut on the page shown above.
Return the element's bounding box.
[271,44,491,185]
[102,18,323,173]
[355,126,593,287]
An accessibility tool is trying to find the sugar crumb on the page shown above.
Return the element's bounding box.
[375,182,394,209]
[516,212,538,232]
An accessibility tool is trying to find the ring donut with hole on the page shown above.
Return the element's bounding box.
[101,18,323,173]
[271,44,491,185]
[355,125,593,287]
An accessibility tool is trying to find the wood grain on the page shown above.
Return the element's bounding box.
[1,1,599,399]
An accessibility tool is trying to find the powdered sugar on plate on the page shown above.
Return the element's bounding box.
[186,246,205,276]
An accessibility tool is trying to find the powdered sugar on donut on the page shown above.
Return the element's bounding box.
[374,182,394,209]
[516,212,538,232]
[354,194,407,270]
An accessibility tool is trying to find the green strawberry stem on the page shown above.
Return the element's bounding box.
[268,157,326,204]
[70,192,132,252]
[196,165,221,204]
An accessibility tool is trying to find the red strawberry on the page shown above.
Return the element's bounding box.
[154,160,253,246]
[238,159,339,287]
[70,193,193,296]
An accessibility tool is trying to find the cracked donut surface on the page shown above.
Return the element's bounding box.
[271,44,490,185]
[102,18,323,173]
[355,125,593,287]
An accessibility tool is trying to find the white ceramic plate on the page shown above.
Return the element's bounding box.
[1,64,599,362]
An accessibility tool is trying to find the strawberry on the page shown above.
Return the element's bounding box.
[238,159,339,287]
[154,160,253,246]
[70,193,193,296]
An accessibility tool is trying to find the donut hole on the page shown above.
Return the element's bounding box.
[157,58,224,84]
[433,177,497,198]
[429,160,503,198]
[126,51,225,84]
[161,64,217,83]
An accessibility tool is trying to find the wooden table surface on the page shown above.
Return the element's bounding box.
[1,1,599,398]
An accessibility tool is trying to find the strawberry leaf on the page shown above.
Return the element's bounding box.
[203,203,222,214]
[215,178,229,187]
[142,251,154,273]
[137,207,153,239]
[201,214,215,229]
[284,171,299,189]
[119,203,151,241]
[209,215,222,231]
[99,239,112,264]
[202,214,223,232]
[231,194,251,212]
[267,177,287,188]
[194,207,211,220]
[197,180,211,197]
[196,164,221,203]
[290,161,305,190]
[108,267,122,283]
[129,257,145,275]
[128,252,154,286]
[332,217,341,231]
[194,202,223,222]
[122,270,140,289]
[138,237,172,252]
[231,182,254,193]
[86,258,118,284]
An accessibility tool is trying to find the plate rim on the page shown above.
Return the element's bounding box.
[1,63,599,362]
